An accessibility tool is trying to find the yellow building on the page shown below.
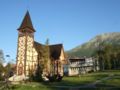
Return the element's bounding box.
[16,11,66,77]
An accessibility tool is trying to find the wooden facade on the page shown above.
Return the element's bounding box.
[16,11,66,77]
[65,58,99,76]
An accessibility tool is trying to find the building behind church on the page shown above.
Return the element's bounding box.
[64,57,99,76]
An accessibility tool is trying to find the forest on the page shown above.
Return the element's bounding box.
[96,43,120,70]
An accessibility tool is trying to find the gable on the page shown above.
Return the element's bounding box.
[49,44,63,60]
[34,41,65,60]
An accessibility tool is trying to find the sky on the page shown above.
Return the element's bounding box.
[0,0,120,62]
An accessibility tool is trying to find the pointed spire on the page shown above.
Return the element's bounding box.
[18,11,35,32]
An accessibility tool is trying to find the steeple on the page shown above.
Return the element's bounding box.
[18,11,35,32]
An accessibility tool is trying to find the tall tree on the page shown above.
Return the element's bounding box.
[0,50,5,80]
[0,63,4,80]
[104,44,112,69]
[95,43,120,70]
[0,50,4,64]
[43,38,51,75]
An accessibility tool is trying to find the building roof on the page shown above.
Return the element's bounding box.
[69,58,85,62]
[34,41,63,60]
[18,11,35,32]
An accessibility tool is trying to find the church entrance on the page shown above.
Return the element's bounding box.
[18,63,23,75]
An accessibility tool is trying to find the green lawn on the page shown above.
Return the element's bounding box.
[97,76,120,87]
[8,70,120,90]
[46,72,109,86]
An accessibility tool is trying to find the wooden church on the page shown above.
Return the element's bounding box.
[16,11,66,77]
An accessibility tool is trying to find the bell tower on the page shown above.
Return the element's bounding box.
[16,11,35,76]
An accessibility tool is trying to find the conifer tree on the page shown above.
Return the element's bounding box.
[0,50,4,64]
[43,38,51,75]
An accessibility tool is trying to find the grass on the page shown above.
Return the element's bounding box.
[95,70,120,88]
[8,70,120,90]
[46,73,109,86]
[10,84,55,90]
[98,76,120,87]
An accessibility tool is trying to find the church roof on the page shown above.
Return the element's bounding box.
[34,41,63,60]
[18,11,35,32]
[49,44,63,60]
[34,41,44,52]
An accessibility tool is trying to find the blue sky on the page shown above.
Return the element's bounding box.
[0,0,120,62]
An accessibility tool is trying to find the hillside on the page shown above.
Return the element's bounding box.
[67,32,120,58]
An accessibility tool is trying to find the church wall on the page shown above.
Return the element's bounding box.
[16,35,26,75]
[25,35,38,76]
[59,48,65,75]
[16,32,38,76]
[60,48,65,61]
[32,47,38,68]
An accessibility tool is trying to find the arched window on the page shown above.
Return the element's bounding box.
[18,63,23,75]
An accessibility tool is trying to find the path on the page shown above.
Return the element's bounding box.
[82,74,114,88]
[52,74,115,90]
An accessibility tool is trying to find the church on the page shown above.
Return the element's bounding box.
[16,11,66,77]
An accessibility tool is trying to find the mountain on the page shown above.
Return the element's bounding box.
[67,32,120,58]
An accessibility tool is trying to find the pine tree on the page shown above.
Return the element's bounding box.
[0,63,4,80]
[0,50,4,64]
[42,38,51,75]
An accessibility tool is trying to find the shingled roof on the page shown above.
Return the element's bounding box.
[34,41,63,60]
[49,44,63,60]
[34,41,44,52]
[18,11,35,32]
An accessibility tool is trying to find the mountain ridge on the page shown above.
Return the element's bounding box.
[67,32,120,57]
